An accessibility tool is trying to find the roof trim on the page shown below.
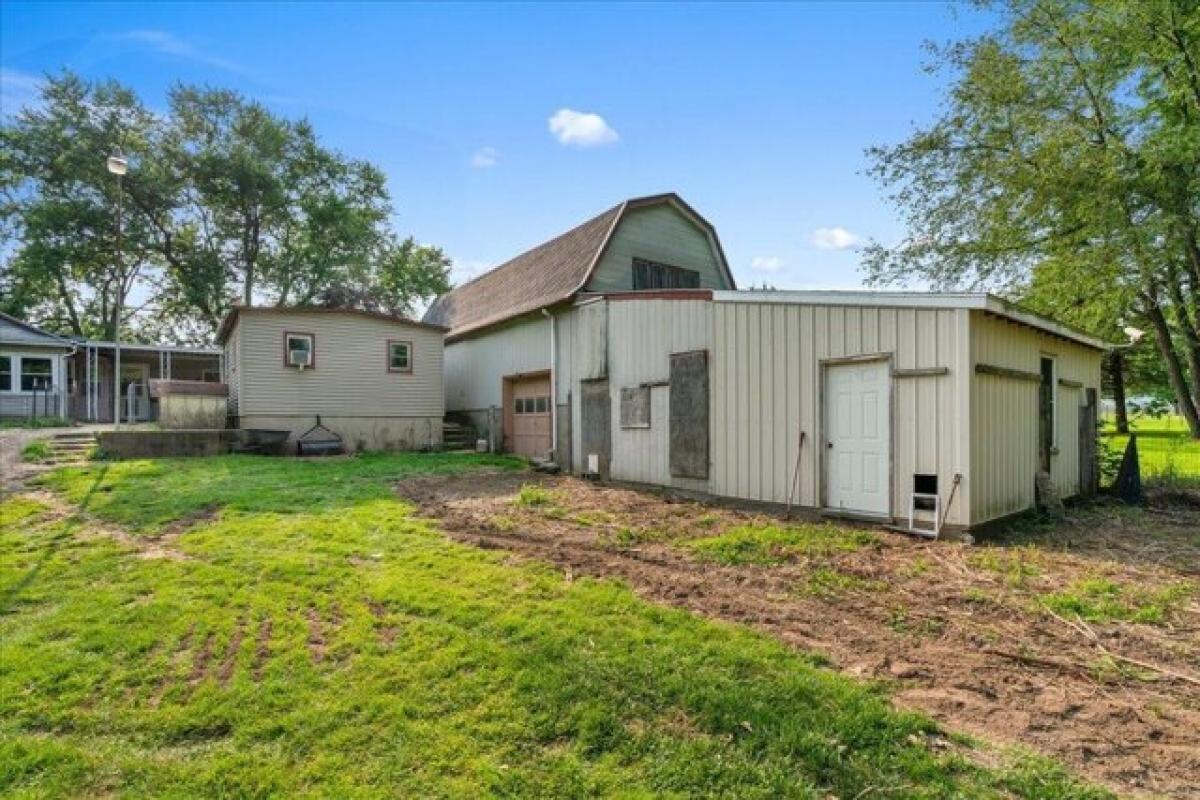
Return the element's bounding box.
[0,311,75,348]
[712,290,1112,350]
[578,289,715,302]
[216,305,448,345]
[78,341,223,355]
[438,193,735,340]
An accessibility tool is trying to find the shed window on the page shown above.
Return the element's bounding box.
[387,340,412,373]
[21,357,52,391]
[515,396,549,415]
[0,356,10,392]
[284,333,314,368]
[620,386,651,429]
[632,257,700,290]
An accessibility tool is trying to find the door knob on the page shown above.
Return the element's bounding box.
[827,442,833,449]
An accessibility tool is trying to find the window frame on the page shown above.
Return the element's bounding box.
[0,355,10,393]
[619,385,652,429]
[632,257,701,290]
[283,332,316,369]
[19,356,54,392]
[386,339,413,374]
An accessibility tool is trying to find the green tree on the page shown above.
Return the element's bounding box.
[2,73,452,343]
[1,74,161,340]
[866,0,1200,437]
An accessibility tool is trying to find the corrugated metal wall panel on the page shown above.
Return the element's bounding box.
[444,314,550,413]
[968,311,1102,524]
[605,299,711,488]
[710,302,970,527]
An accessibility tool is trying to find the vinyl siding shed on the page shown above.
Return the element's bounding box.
[219,307,446,452]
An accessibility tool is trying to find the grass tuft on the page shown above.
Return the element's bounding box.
[1040,578,1192,625]
[20,440,51,463]
[513,483,560,508]
[686,523,877,566]
[798,567,884,598]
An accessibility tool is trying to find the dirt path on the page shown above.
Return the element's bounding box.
[399,471,1200,800]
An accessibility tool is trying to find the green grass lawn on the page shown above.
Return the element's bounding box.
[1103,414,1200,478]
[1,454,1109,798]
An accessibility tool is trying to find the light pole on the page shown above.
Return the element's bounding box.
[107,149,128,430]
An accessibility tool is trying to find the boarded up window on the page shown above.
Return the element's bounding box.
[581,379,611,478]
[669,350,708,479]
[620,386,651,429]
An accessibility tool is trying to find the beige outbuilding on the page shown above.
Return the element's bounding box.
[218,307,447,452]
[427,194,1109,533]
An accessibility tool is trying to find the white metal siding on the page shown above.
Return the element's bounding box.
[237,311,443,418]
[969,311,1102,524]
[444,314,552,413]
[605,299,711,487]
[711,301,971,527]
[585,205,730,292]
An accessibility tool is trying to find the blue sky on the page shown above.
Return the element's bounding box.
[2,2,990,291]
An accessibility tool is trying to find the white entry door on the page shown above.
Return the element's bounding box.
[825,360,890,516]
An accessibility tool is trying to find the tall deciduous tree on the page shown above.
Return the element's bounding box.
[865,0,1200,437]
[1,74,161,340]
[1,73,452,343]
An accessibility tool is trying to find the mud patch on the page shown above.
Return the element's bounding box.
[18,489,191,561]
[306,608,326,663]
[398,470,1200,800]
[188,632,216,687]
[251,617,273,681]
[218,618,246,686]
[367,600,399,646]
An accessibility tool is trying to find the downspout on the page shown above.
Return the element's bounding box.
[542,308,558,459]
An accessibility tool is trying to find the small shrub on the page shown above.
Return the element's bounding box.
[21,440,52,463]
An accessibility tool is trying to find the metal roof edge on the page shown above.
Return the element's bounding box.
[711,290,1113,351]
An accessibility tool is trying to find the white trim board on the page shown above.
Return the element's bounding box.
[711,290,1112,352]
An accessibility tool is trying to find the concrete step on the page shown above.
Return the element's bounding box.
[52,432,95,441]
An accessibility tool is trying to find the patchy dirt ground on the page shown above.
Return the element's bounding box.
[399,471,1200,800]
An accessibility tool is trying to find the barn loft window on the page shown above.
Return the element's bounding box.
[632,257,700,290]
[620,386,651,428]
[387,340,413,373]
[284,333,315,369]
[21,357,52,391]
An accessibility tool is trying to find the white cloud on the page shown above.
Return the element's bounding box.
[808,226,862,251]
[470,146,499,168]
[548,108,619,147]
[750,256,783,274]
[1,68,43,116]
[108,30,247,75]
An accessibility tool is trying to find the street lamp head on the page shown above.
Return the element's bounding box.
[1123,326,1145,344]
[106,150,128,176]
